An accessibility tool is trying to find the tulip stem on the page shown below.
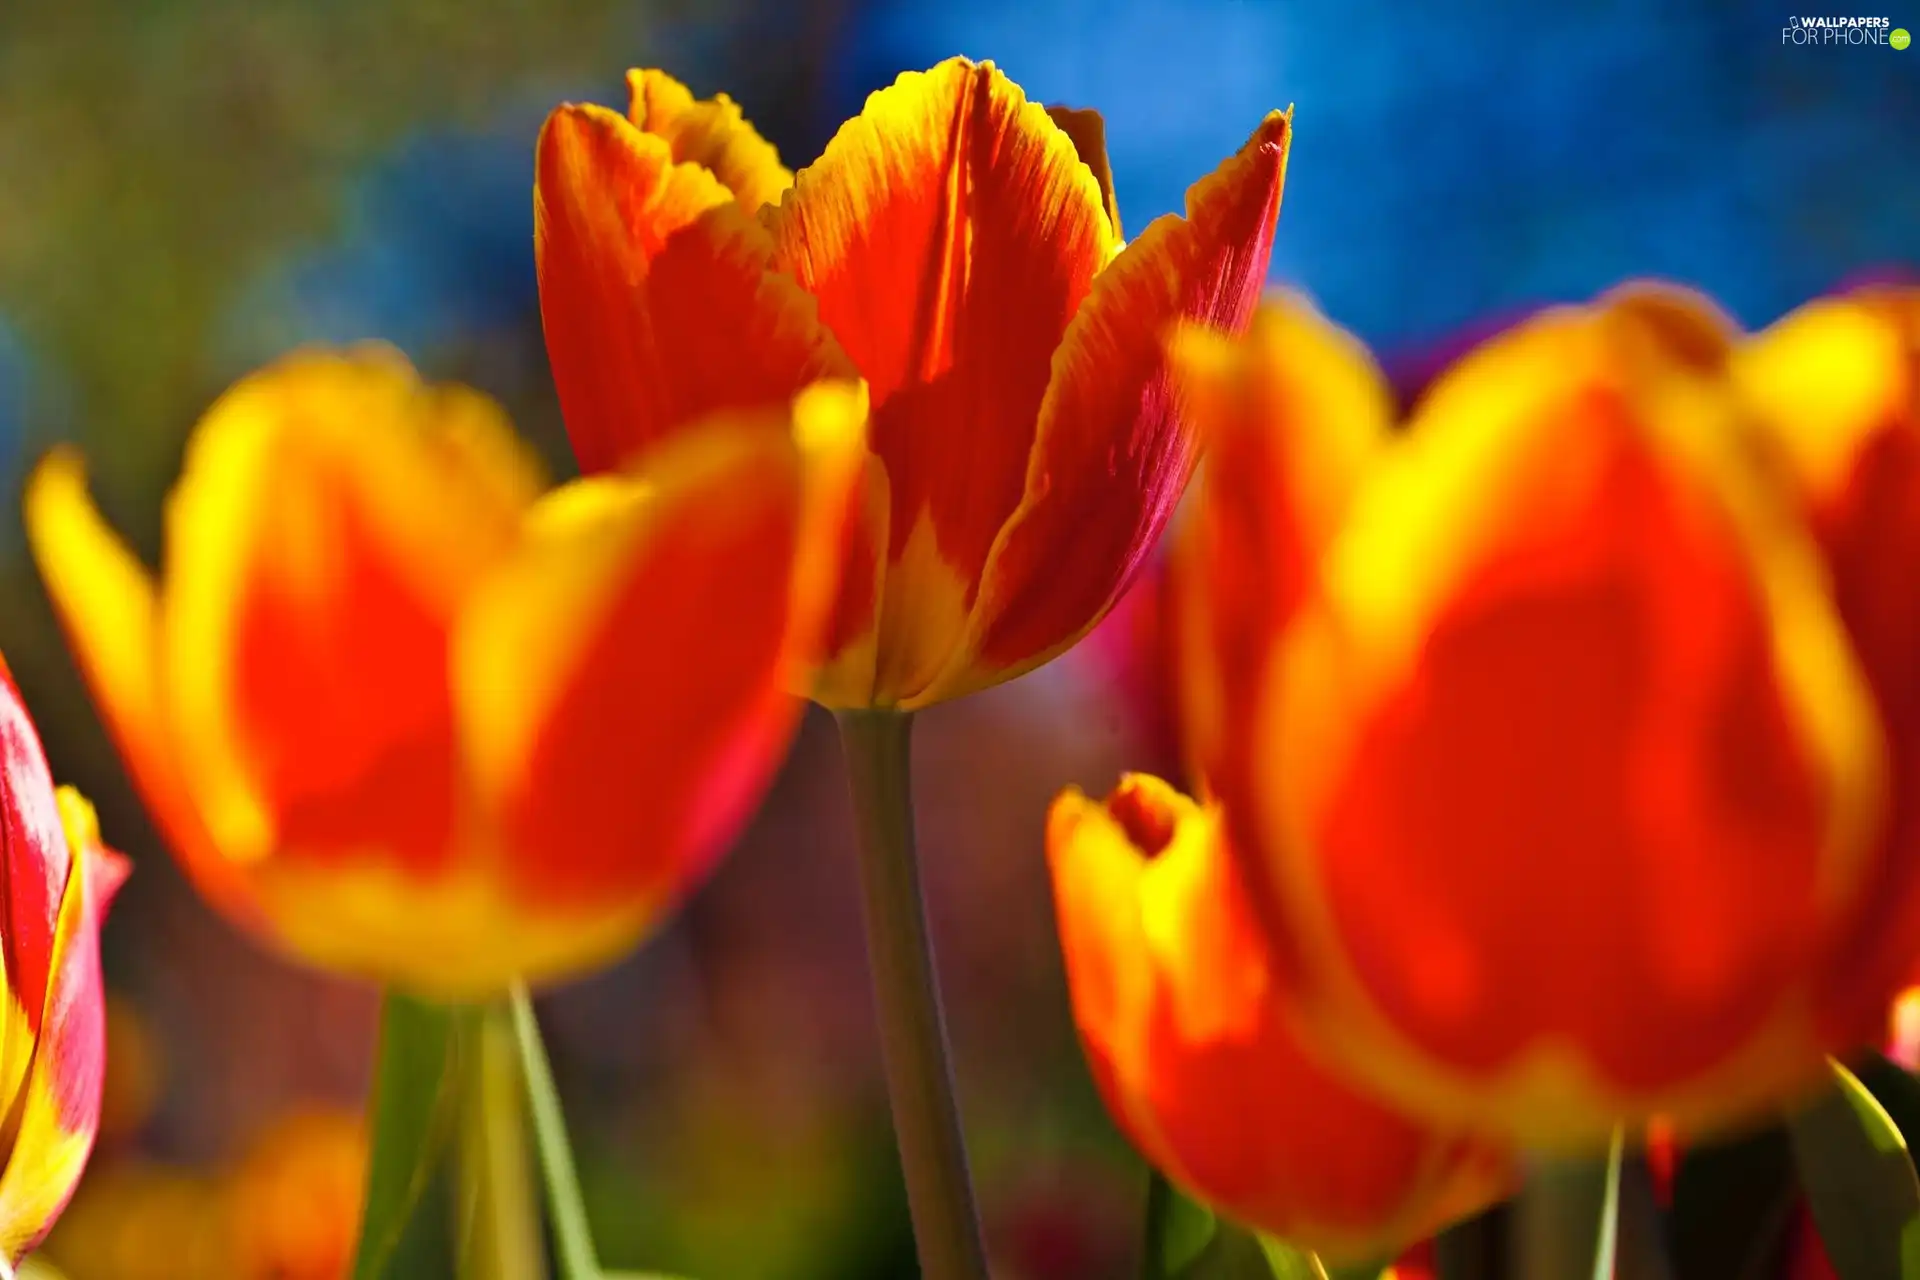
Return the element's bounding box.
[455,1003,548,1280]
[835,708,990,1280]
[511,987,602,1280]
[1512,1129,1623,1280]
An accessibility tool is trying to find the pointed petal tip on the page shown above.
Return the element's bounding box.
[89,848,132,912]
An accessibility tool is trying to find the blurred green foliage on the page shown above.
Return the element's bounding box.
[0,0,693,507]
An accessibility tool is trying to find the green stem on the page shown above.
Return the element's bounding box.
[1512,1131,1623,1280]
[351,992,468,1280]
[456,1003,548,1280]
[835,709,989,1280]
[511,986,602,1280]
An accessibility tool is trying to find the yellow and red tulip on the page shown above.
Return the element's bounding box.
[1168,287,1892,1148]
[0,659,126,1264]
[26,347,864,997]
[1047,774,1510,1262]
[535,57,1290,709]
[1734,287,1920,1047]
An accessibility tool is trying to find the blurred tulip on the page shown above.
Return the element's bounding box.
[1047,774,1509,1262]
[1890,986,1920,1072]
[224,1108,366,1280]
[27,348,864,996]
[1735,288,1920,1046]
[0,663,126,1266]
[535,58,1290,709]
[44,1165,226,1280]
[1170,287,1891,1147]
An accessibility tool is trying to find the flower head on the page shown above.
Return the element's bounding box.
[1735,287,1920,1046]
[27,348,863,996]
[1170,287,1891,1147]
[1048,774,1508,1260]
[536,57,1290,708]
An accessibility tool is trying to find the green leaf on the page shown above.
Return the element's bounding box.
[1669,1120,1797,1280]
[349,991,474,1280]
[1787,1059,1920,1280]
[512,988,602,1280]
[1316,1258,1391,1280]
[1139,1171,1362,1280]
[1144,1169,1226,1277]
[1853,1052,1920,1151]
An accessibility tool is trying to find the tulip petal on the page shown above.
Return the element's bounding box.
[24,452,262,931]
[921,109,1291,707]
[0,661,74,1038]
[1048,776,1507,1260]
[1168,297,1391,942]
[766,57,1120,702]
[447,385,866,986]
[0,791,125,1262]
[626,68,793,211]
[158,350,538,881]
[1263,295,1885,1141]
[1045,105,1122,240]
[809,453,892,708]
[535,103,852,474]
[1735,289,1920,1044]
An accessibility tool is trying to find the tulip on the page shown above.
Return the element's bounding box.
[1169,287,1890,1147]
[1048,774,1510,1262]
[226,1108,367,1280]
[27,348,863,996]
[1734,288,1920,1046]
[0,659,126,1264]
[535,57,1290,709]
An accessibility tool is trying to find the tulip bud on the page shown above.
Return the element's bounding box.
[537,58,1290,709]
[1047,774,1509,1261]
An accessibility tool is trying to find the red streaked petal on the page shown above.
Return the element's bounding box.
[626,68,793,211]
[766,58,1120,702]
[920,110,1291,706]
[535,103,852,474]
[0,796,122,1262]
[0,660,73,1037]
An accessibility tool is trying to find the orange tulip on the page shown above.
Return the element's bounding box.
[535,57,1290,709]
[1734,288,1920,1046]
[0,660,126,1264]
[26,348,863,996]
[225,1108,366,1280]
[1170,288,1890,1147]
[1048,774,1509,1261]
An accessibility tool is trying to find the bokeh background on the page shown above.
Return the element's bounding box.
[0,1,1913,1275]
